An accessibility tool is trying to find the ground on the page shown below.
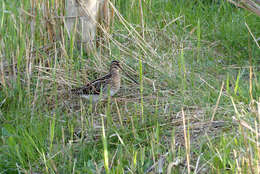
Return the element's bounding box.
[0,0,260,173]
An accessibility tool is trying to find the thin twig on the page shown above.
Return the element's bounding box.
[245,22,260,49]
[211,81,224,121]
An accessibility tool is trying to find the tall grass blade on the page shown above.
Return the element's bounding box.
[49,114,56,153]
[178,44,186,93]
[196,19,201,62]
[234,70,240,95]
[139,59,144,122]
[102,116,110,173]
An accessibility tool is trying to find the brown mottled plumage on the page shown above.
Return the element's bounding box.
[71,61,123,102]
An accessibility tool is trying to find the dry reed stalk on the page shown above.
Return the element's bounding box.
[258,98,260,124]
[256,97,260,173]
[231,98,255,174]
[45,1,55,42]
[109,1,158,58]
[182,108,190,174]
[255,120,260,174]
[96,0,112,53]
[211,81,224,121]
[114,99,123,126]
[138,0,145,39]
[227,0,260,16]
[248,34,254,103]
[245,22,260,49]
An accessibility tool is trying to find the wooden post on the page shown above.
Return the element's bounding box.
[65,0,110,53]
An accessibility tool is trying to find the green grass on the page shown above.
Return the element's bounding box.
[1,0,260,173]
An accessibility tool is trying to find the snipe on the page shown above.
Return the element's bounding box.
[71,60,137,103]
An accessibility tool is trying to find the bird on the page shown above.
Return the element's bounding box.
[71,60,137,103]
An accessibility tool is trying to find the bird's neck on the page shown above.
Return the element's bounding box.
[110,68,121,88]
[111,68,120,77]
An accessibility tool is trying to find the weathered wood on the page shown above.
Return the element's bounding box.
[65,0,110,52]
[28,0,110,53]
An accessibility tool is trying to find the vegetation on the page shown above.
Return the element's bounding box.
[0,0,259,173]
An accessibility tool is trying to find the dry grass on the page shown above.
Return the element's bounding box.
[0,0,259,173]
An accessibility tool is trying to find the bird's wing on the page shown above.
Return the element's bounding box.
[71,73,111,95]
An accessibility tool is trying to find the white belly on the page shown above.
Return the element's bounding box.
[81,94,100,103]
[110,88,119,96]
[81,88,119,102]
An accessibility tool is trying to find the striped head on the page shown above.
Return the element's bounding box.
[110,60,121,70]
[110,60,139,84]
[110,60,122,75]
